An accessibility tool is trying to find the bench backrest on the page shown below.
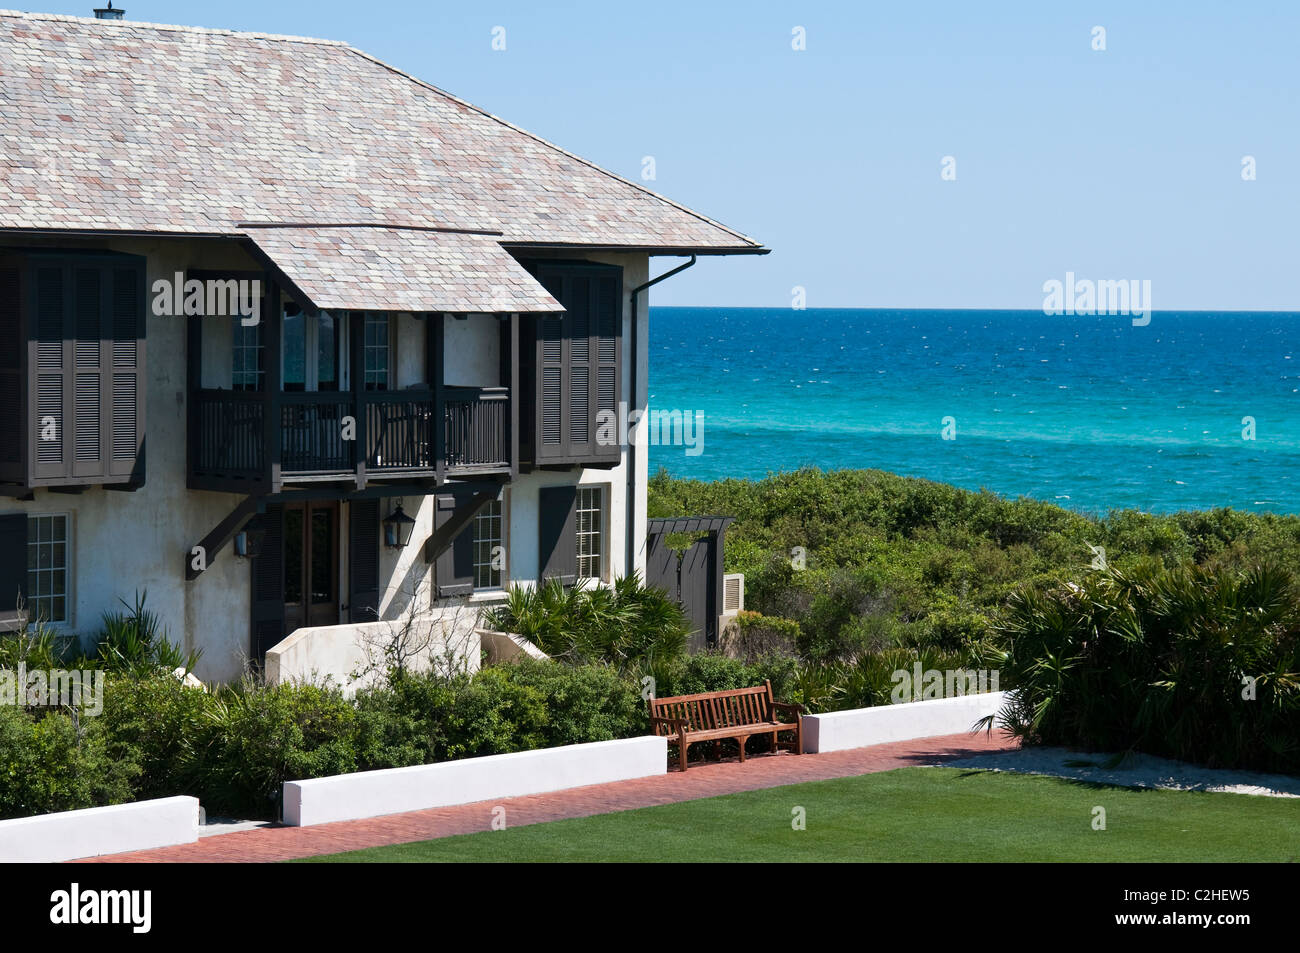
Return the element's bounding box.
[649,681,776,734]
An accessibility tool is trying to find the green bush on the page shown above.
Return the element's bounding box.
[484,575,689,670]
[192,680,359,817]
[992,562,1300,772]
[0,705,138,819]
[100,674,213,800]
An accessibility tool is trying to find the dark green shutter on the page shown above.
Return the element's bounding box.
[435,493,475,598]
[348,498,380,622]
[530,263,621,465]
[24,254,145,487]
[250,503,285,660]
[538,484,578,585]
[109,263,144,481]
[31,264,65,482]
[0,514,27,628]
[593,272,620,461]
[0,264,22,483]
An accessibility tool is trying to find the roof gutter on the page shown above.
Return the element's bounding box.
[625,254,696,577]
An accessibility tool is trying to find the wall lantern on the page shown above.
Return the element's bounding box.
[383,501,417,549]
[234,516,267,559]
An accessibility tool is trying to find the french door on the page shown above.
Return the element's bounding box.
[283,501,339,632]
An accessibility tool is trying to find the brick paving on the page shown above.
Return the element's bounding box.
[78,731,1019,863]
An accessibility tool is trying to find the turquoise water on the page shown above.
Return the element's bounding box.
[646,308,1300,515]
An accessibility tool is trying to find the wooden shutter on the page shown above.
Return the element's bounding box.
[348,498,380,622]
[24,254,146,487]
[434,493,475,598]
[250,503,286,660]
[0,263,22,484]
[592,271,621,464]
[108,262,145,480]
[0,514,27,629]
[538,484,578,585]
[536,271,565,462]
[31,264,65,482]
[530,263,622,465]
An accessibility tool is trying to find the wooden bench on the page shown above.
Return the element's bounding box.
[649,680,804,771]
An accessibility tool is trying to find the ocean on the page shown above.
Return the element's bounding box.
[646,308,1300,515]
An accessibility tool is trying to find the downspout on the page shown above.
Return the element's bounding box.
[626,255,696,576]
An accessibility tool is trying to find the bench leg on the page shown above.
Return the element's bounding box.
[679,739,690,772]
[737,736,747,762]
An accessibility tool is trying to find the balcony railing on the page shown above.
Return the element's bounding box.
[193,389,264,481]
[444,385,509,471]
[191,386,509,484]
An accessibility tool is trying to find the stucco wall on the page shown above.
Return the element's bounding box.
[0,235,267,684]
[0,239,653,685]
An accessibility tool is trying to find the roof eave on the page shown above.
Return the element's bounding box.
[500,242,771,257]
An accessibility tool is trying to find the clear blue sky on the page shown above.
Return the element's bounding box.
[32,1,1300,309]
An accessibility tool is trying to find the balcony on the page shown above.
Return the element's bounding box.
[190,386,511,491]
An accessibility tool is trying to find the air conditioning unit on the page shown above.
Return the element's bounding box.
[721,573,744,615]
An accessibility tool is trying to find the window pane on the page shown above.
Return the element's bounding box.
[317,314,338,391]
[283,312,305,391]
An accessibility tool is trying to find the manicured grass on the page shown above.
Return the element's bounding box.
[293,767,1300,863]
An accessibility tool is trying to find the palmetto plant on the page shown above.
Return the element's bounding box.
[989,562,1300,773]
[96,591,202,678]
[483,574,689,672]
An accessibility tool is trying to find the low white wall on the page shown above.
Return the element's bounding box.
[803,691,1009,753]
[284,736,666,827]
[477,627,550,665]
[0,796,200,863]
[266,613,481,696]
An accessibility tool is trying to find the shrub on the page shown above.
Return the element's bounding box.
[94,591,201,677]
[992,562,1300,772]
[501,658,645,746]
[0,705,138,820]
[192,680,358,817]
[719,611,800,662]
[484,575,689,670]
[100,674,213,800]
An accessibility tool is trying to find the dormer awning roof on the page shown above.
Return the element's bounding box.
[242,225,562,314]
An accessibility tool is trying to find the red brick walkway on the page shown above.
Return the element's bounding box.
[79,731,1018,863]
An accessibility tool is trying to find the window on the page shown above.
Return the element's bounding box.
[282,308,342,392]
[575,486,604,580]
[27,515,68,624]
[363,312,391,391]
[231,318,264,391]
[472,496,504,590]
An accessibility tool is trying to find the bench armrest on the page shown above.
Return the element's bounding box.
[773,701,805,717]
[650,716,689,735]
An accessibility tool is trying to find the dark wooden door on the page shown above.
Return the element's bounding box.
[679,537,717,651]
[283,500,339,633]
[645,529,717,653]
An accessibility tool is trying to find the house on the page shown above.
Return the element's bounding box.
[0,9,766,684]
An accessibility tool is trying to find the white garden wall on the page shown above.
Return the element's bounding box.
[0,796,200,863]
[265,614,481,696]
[802,691,1009,753]
[283,735,666,826]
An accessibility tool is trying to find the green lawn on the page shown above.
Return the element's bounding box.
[293,767,1300,863]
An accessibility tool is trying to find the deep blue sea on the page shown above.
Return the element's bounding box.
[646,308,1300,515]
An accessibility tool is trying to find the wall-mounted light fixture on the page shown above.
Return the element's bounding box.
[383,500,417,549]
[234,516,267,558]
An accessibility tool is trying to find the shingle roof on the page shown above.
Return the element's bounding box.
[246,226,562,313]
[0,10,764,252]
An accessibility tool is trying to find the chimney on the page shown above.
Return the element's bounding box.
[93,2,125,19]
